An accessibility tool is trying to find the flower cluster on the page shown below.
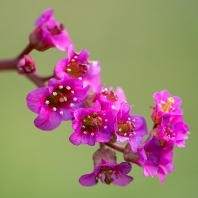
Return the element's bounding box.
[0,8,189,187]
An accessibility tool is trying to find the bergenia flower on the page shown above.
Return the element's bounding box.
[134,136,174,184]
[29,8,72,51]
[94,85,127,110]
[79,148,133,187]
[156,115,189,147]
[69,101,116,146]
[152,90,183,121]
[55,45,100,92]
[26,77,89,131]
[116,103,148,153]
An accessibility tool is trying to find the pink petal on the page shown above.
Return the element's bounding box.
[34,106,62,131]
[79,173,97,187]
[112,171,133,186]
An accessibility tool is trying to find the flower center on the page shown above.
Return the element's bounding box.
[81,112,102,136]
[44,85,75,114]
[65,55,88,78]
[117,118,136,137]
[163,125,175,139]
[101,88,118,101]
[97,166,116,185]
[160,97,175,112]
[47,24,64,36]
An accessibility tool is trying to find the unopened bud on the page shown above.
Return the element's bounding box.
[17,55,36,74]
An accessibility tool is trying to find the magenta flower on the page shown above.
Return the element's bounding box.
[79,160,133,187]
[29,8,72,51]
[69,101,116,146]
[116,103,148,153]
[94,85,127,110]
[134,136,174,184]
[156,116,189,147]
[153,90,183,119]
[26,77,89,131]
[55,45,100,92]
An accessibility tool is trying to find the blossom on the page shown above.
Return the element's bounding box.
[79,148,133,187]
[156,116,189,147]
[134,136,174,184]
[29,8,72,51]
[116,103,148,153]
[55,45,100,92]
[152,90,183,121]
[17,55,36,74]
[26,77,89,131]
[94,85,127,110]
[69,101,116,146]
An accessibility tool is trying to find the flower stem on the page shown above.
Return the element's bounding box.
[0,59,18,70]
[105,142,124,153]
[17,43,34,59]
[100,143,105,149]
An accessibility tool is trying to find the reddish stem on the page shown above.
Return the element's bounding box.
[105,142,124,153]
[0,59,18,70]
[17,43,34,59]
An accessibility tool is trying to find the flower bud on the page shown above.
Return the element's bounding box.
[123,143,139,162]
[17,55,36,74]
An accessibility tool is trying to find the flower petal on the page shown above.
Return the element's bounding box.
[79,173,98,187]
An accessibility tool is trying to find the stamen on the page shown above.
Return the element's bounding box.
[73,97,77,101]
[60,111,63,115]
[119,128,122,132]
[74,56,78,59]
[82,125,85,129]
[59,98,64,102]
[104,126,107,129]
[53,92,57,96]
[78,77,82,80]
[66,86,71,90]
[70,103,74,107]
[91,133,94,136]
[52,107,57,111]
[105,119,108,122]
[67,68,71,72]
[63,96,67,101]
[45,100,50,105]
[59,85,63,89]
[71,59,75,62]
[83,131,87,134]
[71,90,75,94]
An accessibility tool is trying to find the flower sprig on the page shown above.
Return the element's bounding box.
[0,8,189,187]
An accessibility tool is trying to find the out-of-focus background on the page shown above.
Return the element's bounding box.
[0,0,197,197]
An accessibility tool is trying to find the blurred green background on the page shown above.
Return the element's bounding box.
[0,0,197,197]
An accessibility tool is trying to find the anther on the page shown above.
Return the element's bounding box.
[111,105,115,109]
[83,131,87,134]
[52,107,57,111]
[45,100,50,105]
[104,126,107,129]
[91,133,94,136]
[67,68,71,72]
[71,90,75,94]
[128,118,131,120]
[66,86,71,90]
[78,77,82,80]
[82,125,85,129]
[73,97,77,101]
[60,111,63,115]
[53,92,57,96]
[105,119,108,122]
[74,56,78,59]
[63,96,67,101]
[70,103,74,107]
[59,98,64,102]
[59,85,63,89]
[71,59,75,62]
[119,128,122,132]
[124,133,127,136]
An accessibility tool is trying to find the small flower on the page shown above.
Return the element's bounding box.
[29,8,72,51]
[17,55,36,74]
[152,90,183,122]
[55,45,100,92]
[26,77,89,131]
[116,103,148,153]
[69,101,116,146]
[79,148,133,187]
[94,85,127,110]
[156,115,189,147]
[134,136,174,184]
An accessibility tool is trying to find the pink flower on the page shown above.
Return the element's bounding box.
[94,85,127,110]
[153,90,183,120]
[116,103,148,153]
[79,148,133,187]
[156,116,189,147]
[69,101,116,146]
[55,45,100,92]
[134,136,174,184]
[26,77,89,131]
[29,8,72,51]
